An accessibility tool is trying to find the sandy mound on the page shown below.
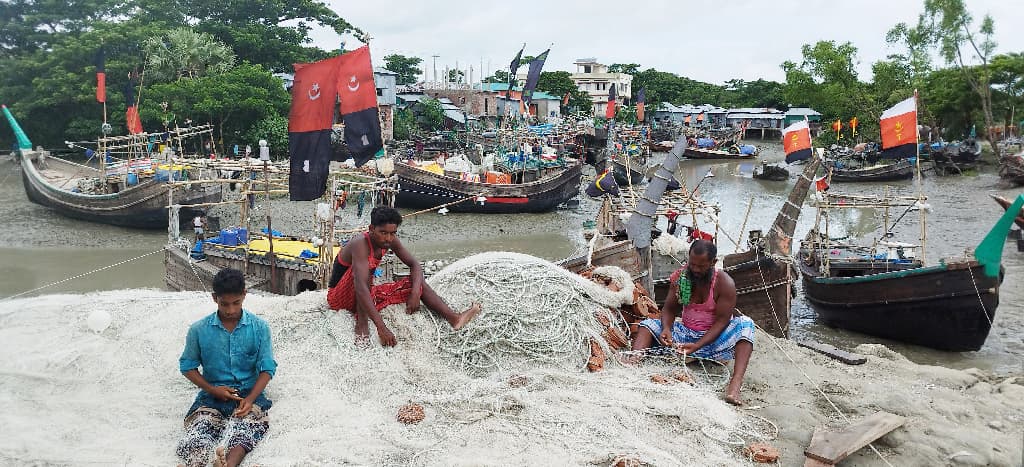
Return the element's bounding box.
[0,289,759,465]
[1,251,1020,465]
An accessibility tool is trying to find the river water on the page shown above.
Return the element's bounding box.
[1,144,1021,374]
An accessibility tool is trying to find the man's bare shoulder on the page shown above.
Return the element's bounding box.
[716,268,736,289]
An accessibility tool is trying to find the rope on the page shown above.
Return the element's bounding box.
[965,265,995,327]
[1,249,166,301]
[744,315,897,467]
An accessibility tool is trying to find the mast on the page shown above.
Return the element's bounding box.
[625,133,689,292]
[914,89,927,264]
[764,148,823,255]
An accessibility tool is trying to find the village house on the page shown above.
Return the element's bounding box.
[652,103,726,127]
[396,93,479,130]
[726,107,786,138]
[784,107,824,135]
[568,58,632,117]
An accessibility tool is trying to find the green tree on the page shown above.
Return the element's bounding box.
[781,41,870,127]
[383,54,423,85]
[143,63,290,151]
[922,67,979,139]
[185,0,362,72]
[144,28,235,81]
[418,98,445,131]
[990,52,1024,135]
[915,0,999,153]
[534,71,590,110]
[607,63,640,74]
[393,108,416,140]
[244,115,289,158]
[483,70,510,84]
[446,69,465,84]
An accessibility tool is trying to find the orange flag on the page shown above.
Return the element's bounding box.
[879,96,917,158]
[782,119,812,163]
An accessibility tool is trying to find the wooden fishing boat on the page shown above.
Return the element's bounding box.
[611,155,646,186]
[684,146,757,160]
[752,163,789,181]
[798,189,1017,351]
[829,158,914,182]
[649,140,675,152]
[18,150,223,228]
[990,194,1024,230]
[393,159,582,214]
[998,151,1024,186]
[561,140,822,337]
[3,105,222,229]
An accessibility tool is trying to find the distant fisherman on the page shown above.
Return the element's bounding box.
[327,206,481,347]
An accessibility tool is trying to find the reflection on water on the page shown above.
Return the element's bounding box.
[1,146,1022,374]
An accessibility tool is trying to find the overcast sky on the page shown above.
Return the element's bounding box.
[314,0,1023,86]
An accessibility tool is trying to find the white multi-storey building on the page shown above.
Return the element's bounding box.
[569,58,633,116]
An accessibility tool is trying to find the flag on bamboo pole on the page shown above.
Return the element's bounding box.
[636,87,646,122]
[562,92,570,106]
[814,175,830,192]
[684,115,691,125]
[336,46,382,168]
[879,95,917,159]
[605,83,616,120]
[521,49,549,104]
[849,116,858,138]
[287,54,344,201]
[782,119,812,163]
[95,48,106,103]
[507,45,524,98]
[832,119,842,141]
[124,77,143,134]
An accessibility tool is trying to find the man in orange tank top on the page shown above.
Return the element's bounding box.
[327,206,481,347]
[631,240,756,405]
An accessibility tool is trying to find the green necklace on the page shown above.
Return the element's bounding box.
[677,268,692,306]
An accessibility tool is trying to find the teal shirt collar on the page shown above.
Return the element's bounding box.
[208,309,250,330]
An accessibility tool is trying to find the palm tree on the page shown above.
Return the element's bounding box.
[144,28,235,82]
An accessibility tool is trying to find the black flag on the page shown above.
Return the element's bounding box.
[521,49,549,104]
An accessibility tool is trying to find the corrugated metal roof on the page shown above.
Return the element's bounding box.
[727,113,785,119]
[786,107,822,116]
[728,107,784,114]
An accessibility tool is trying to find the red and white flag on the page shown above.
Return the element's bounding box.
[782,119,812,163]
[880,95,917,159]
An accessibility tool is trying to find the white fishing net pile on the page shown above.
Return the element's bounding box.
[426,252,633,375]
[0,255,772,465]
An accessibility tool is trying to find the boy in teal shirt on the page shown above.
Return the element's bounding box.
[177,268,277,467]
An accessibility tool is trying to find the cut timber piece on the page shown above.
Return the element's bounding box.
[805,411,906,464]
[803,457,833,467]
[797,340,867,365]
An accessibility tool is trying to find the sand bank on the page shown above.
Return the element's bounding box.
[0,288,1020,466]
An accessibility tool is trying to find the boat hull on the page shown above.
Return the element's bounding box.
[19,151,222,229]
[684,147,756,160]
[611,158,645,186]
[394,161,582,213]
[800,260,1000,351]
[830,159,914,182]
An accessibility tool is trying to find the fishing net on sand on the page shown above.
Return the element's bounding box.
[425,252,635,375]
[0,255,776,465]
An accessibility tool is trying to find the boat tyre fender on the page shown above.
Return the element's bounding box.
[728,145,740,154]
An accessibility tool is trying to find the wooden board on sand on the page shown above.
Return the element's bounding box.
[804,411,906,465]
[796,340,867,365]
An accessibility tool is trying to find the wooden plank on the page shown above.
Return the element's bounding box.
[805,412,906,464]
[797,340,867,365]
[803,454,833,467]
